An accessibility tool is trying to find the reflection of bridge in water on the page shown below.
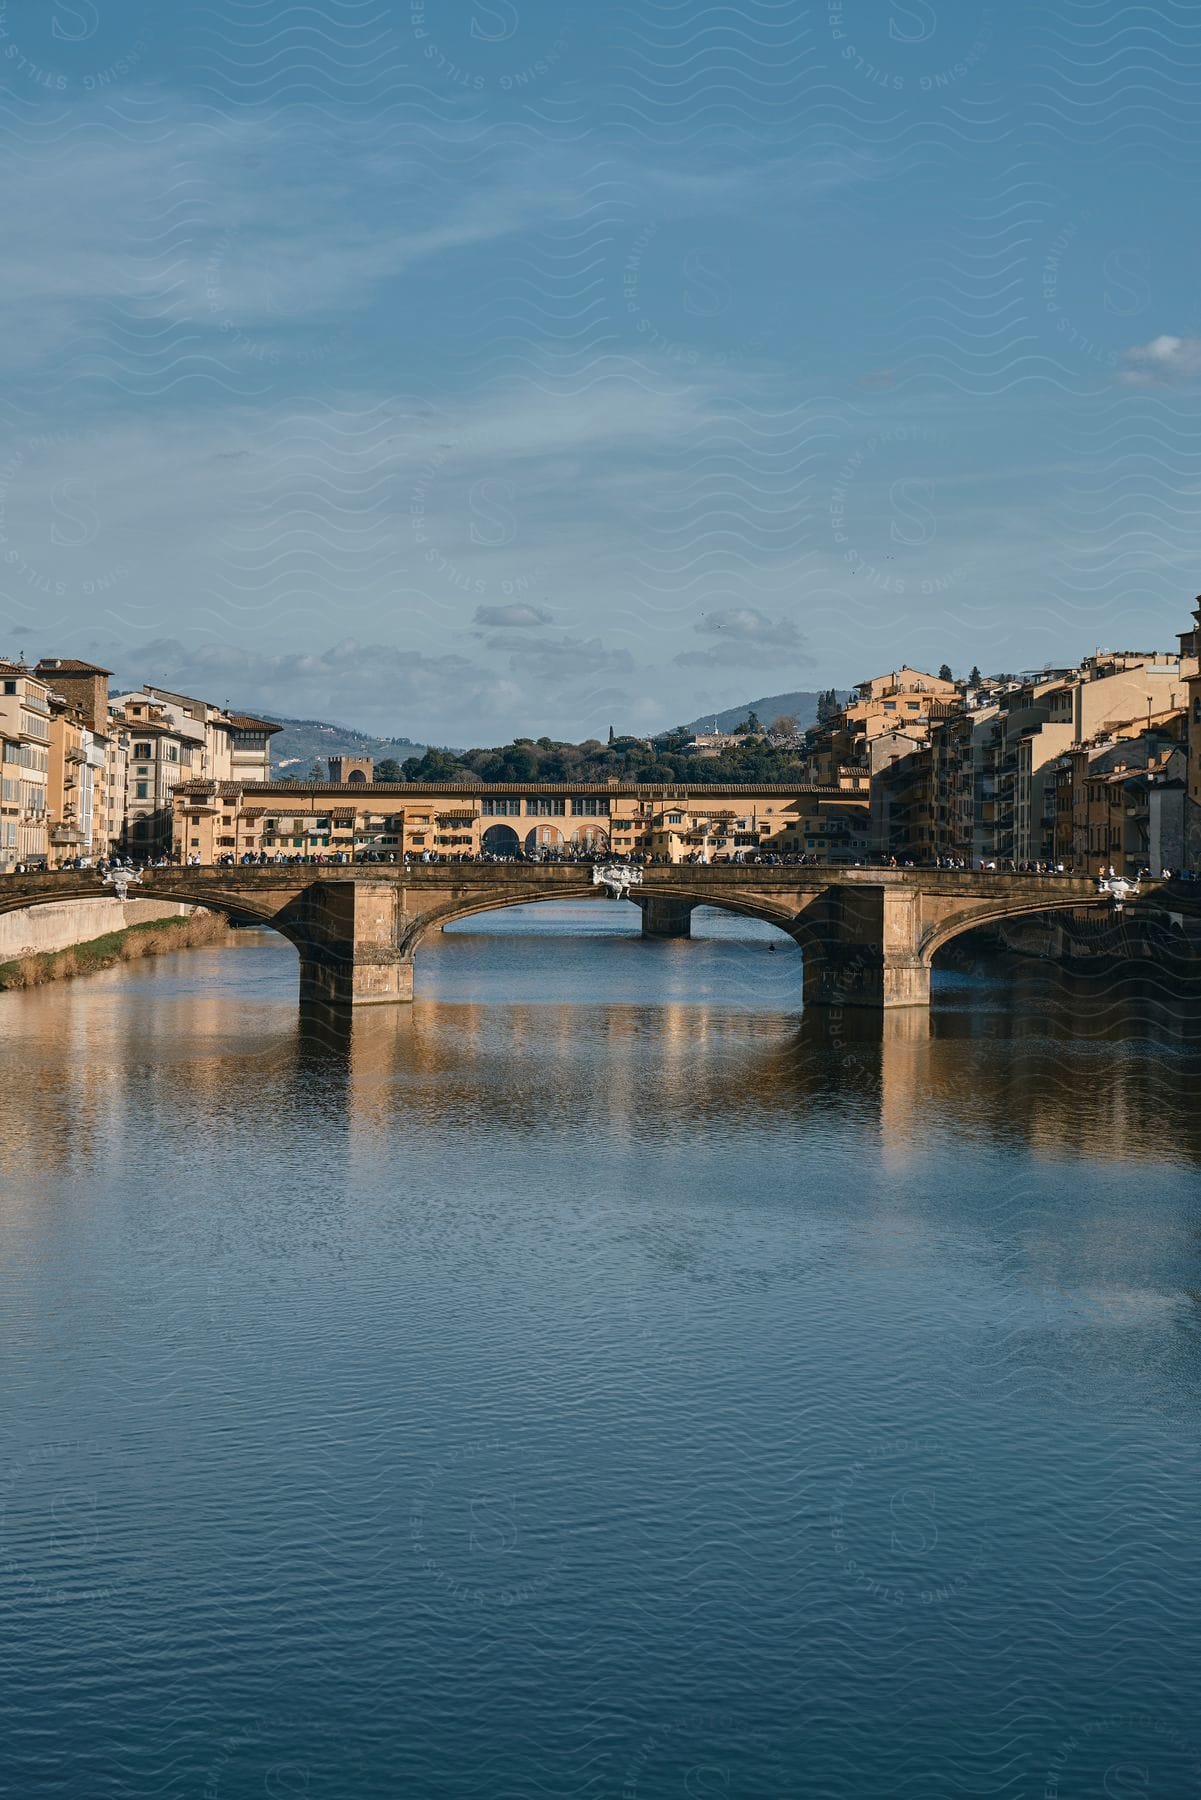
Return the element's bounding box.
[0,864,1181,1012]
[289,985,1201,1172]
[3,951,1199,1189]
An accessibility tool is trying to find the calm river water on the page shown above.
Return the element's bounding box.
[2,903,1200,1798]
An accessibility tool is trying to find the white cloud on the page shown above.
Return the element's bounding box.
[474,603,555,629]
[673,607,808,670]
[1118,335,1201,386]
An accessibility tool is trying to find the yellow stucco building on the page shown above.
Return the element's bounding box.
[172,776,868,865]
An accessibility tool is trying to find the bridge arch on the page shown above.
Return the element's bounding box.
[400,881,809,955]
[918,891,1106,967]
[0,877,308,956]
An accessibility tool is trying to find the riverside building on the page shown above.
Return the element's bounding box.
[171,770,871,865]
[0,659,51,871]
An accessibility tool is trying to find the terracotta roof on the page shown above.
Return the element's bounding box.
[34,658,114,676]
[185,779,847,798]
[228,713,283,734]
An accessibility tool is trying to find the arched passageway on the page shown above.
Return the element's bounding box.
[524,825,565,855]
[570,826,610,853]
[481,824,521,857]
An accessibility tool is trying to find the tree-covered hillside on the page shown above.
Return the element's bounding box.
[398,725,814,786]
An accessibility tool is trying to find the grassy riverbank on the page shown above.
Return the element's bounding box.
[0,912,232,990]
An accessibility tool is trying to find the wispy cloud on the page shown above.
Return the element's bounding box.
[673,607,808,670]
[1118,334,1201,386]
[474,603,555,628]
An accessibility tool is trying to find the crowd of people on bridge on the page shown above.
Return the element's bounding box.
[6,848,1199,880]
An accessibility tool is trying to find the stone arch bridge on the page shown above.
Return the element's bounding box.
[0,865,1149,1010]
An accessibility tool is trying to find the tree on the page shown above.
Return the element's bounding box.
[497,744,538,781]
[607,725,615,745]
[745,710,762,734]
[968,665,982,687]
[769,713,798,739]
[402,747,465,781]
[816,688,841,725]
[307,759,326,782]
[938,663,953,683]
[374,757,403,782]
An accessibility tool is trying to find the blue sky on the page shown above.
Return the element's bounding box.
[2,0,1200,740]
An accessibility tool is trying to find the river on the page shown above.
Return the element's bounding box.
[1,903,1199,1797]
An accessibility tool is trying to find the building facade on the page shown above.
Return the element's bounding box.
[0,660,51,870]
[35,660,127,857]
[172,779,869,866]
[113,688,278,855]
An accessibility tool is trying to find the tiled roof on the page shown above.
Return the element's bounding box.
[172,777,846,799]
[228,713,283,734]
[34,658,114,676]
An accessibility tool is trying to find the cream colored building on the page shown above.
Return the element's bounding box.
[116,688,277,778]
[113,687,278,854]
[0,660,51,870]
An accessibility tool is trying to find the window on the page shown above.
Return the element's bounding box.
[135,781,148,799]
[571,797,610,816]
[482,798,522,816]
[526,798,565,816]
[3,681,15,695]
[133,742,151,759]
[190,838,199,848]
[667,812,682,824]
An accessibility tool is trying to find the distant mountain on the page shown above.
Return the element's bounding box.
[682,690,851,734]
[265,716,433,777]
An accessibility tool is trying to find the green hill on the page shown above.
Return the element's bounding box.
[683,690,850,734]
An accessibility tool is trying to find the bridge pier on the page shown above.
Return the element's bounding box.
[638,897,695,939]
[800,884,931,1010]
[289,880,414,1006]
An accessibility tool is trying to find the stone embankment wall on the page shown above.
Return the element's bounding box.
[0,898,197,962]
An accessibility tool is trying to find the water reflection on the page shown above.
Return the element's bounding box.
[3,929,1201,1800]
[289,971,1201,1171]
[4,937,1201,1200]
